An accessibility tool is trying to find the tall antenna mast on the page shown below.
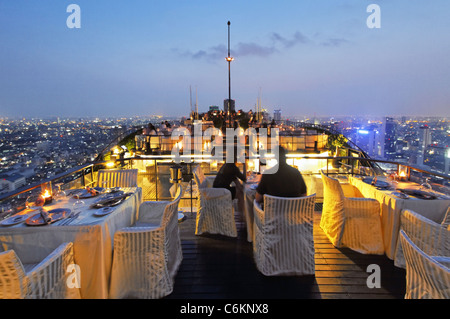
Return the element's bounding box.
[189,85,193,118]
[225,21,234,127]
[257,87,262,122]
[195,86,198,120]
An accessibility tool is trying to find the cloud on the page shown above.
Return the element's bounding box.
[178,42,276,62]
[320,38,350,47]
[234,42,277,57]
[177,30,348,62]
[271,31,310,48]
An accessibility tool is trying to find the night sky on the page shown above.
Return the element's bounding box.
[1,1,449,118]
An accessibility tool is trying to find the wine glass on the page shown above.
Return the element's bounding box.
[25,193,45,211]
[101,180,109,193]
[420,177,432,191]
[72,198,85,214]
[387,172,398,189]
[53,183,67,201]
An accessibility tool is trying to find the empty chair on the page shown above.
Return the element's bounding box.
[0,242,80,299]
[109,185,182,299]
[442,206,450,229]
[192,165,215,189]
[320,171,384,255]
[193,166,236,237]
[253,194,316,276]
[97,169,138,188]
[400,230,450,299]
[395,209,449,269]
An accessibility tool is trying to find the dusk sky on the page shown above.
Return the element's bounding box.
[0,1,449,119]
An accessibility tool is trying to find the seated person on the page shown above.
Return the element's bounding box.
[213,157,247,200]
[255,146,307,204]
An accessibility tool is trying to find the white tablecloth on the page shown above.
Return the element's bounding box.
[0,187,142,299]
[244,184,257,242]
[348,177,450,260]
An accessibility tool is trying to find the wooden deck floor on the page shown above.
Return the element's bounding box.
[165,206,406,300]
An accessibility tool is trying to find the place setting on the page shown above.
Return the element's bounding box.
[362,177,392,190]
[0,208,72,227]
[70,186,105,199]
[25,208,72,226]
[89,189,134,217]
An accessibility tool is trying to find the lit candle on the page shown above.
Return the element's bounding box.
[42,189,53,205]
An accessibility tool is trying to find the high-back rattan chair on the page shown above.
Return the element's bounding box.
[193,165,237,237]
[0,242,80,299]
[320,171,384,255]
[97,169,138,188]
[442,206,450,229]
[395,209,449,269]
[253,194,316,276]
[109,185,182,299]
[400,230,450,299]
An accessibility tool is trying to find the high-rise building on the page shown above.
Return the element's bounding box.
[223,99,235,113]
[383,117,396,159]
[355,128,379,158]
[445,148,450,175]
[273,109,281,123]
[417,125,432,166]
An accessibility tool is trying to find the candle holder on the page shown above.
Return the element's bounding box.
[170,164,183,184]
[41,182,53,205]
[398,165,409,181]
[169,164,185,222]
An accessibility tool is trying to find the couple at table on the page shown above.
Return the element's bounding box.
[213,146,307,209]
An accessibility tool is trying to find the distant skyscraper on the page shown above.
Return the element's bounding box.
[223,99,235,113]
[417,125,432,166]
[445,148,450,175]
[383,117,396,159]
[356,128,379,158]
[419,125,432,148]
[273,109,281,123]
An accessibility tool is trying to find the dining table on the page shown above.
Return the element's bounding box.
[0,187,142,299]
[348,176,450,261]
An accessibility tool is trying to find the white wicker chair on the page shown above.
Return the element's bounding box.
[395,209,449,269]
[253,194,316,276]
[97,169,138,188]
[193,166,237,237]
[0,242,80,299]
[442,206,450,229]
[320,171,384,255]
[109,185,183,299]
[400,230,450,299]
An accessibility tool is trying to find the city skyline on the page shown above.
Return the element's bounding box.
[1,1,450,118]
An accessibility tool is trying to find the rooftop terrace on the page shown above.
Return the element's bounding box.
[167,205,406,300]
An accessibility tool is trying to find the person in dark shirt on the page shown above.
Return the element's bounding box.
[213,161,247,200]
[255,146,307,204]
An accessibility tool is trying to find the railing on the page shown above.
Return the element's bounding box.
[1,155,449,219]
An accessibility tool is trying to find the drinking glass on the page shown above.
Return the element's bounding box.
[54,183,67,201]
[25,193,45,210]
[72,198,85,214]
[420,178,432,191]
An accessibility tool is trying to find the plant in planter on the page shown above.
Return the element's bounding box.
[327,133,348,168]
[327,133,348,157]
